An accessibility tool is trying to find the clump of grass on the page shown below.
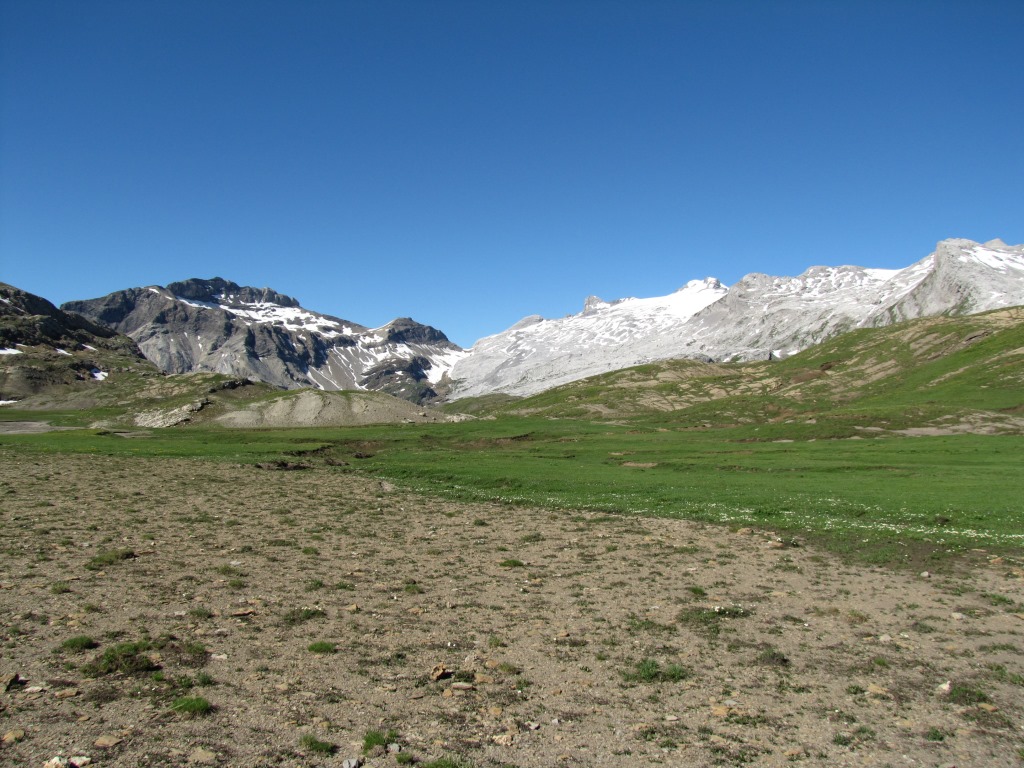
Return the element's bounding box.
[50,581,72,594]
[621,659,690,683]
[363,729,399,753]
[83,640,158,677]
[499,559,525,568]
[300,733,337,754]
[948,683,991,705]
[308,641,337,654]
[281,607,327,626]
[170,695,213,717]
[85,548,135,570]
[188,606,214,619]
[61,635,99,652]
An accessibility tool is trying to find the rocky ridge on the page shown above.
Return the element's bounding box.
[64,278,466,404]
[448,238,1024,398]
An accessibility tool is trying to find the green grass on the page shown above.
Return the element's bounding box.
[299,733,337,754]
[85,548,136,570]
[170,695,213,717]
[60,635,99,652]
[363,729,399,753]
[307,641,337,654]
[83,640,158,677]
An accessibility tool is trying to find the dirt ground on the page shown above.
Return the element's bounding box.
[1,448,1023,767]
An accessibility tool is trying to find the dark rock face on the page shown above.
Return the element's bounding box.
[63,279,464,404]
[0,282,149,398]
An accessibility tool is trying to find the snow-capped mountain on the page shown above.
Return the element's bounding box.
[448,238,1024,399]
[63,278,465,403]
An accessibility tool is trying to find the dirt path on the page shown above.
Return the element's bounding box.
[1,450,1022,767]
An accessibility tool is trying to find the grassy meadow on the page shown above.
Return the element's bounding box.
[3,416,1021,566]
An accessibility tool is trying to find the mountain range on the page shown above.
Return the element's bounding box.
[4,237,1023,408]
[447,238,1024,397]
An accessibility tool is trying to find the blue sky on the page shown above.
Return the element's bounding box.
[1,0,1022,348]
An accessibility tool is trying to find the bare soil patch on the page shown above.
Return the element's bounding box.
[1,449,1022,767]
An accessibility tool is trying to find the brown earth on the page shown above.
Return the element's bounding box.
[1,449,1023,767]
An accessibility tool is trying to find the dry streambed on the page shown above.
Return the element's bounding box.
[1,449,1023,767]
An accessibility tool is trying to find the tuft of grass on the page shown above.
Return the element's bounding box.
[61,635,99,652]
[948,684,991,705]
[170,695,213,717]
[85,548,135,570]
[308,641,337,654]
[363,729,399,753]
[299,733,337,754]
[50,581,72,594]
[621,659,690,683]
[499,559,525,568]
[83,640,158,677]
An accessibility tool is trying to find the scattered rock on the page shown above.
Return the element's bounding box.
[93,734,122,749]
[492,733,515,746]
[2,728,26,743]
[54,688,79,699]
[341,759,363,768]
[951,612,967,621]
[43,758,68,768]
[69,759,92,767]
[936,681,951,696]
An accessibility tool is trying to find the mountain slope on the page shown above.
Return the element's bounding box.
[0,282,150,400]
[481,306,1024,436]
[449,238,1024,399]
[64,278,466,404]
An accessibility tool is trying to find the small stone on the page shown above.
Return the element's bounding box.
[492,733,515,746]
[450,682,475,691]
[474,673,494,684]
[784,747,805,757]
[978,703,999,712]
[54,688,79,699]
[69,758,92,767]
[936,681,951,695]
[950,612,967,621]
[489,706,504,717]
[386,743,402,753]
[2,729,26,743]
[664,715,679,722]
[525,721,540,731]
[93,734,122,749]
[343,604,360,613]
[189,747,218,764]
[341,759,363,768]
[711,705,731,717]
[44,758,69,768]
[867,684,889,696]
[210,653,228,661]
[878,634,893,644]
[920,571,930,578]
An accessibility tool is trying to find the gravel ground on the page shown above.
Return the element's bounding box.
[1,449,1023,767]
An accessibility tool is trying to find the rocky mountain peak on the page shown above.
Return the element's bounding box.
[165,278,301,308]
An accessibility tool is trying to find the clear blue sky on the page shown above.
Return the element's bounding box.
[1,0,1022,348]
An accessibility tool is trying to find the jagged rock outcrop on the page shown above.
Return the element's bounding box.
[63,278,465,404]
[449,238,1024,398]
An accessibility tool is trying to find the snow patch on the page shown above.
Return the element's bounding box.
[0,348,24,355]
[56,348,72,356]
[91,369,108,381]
